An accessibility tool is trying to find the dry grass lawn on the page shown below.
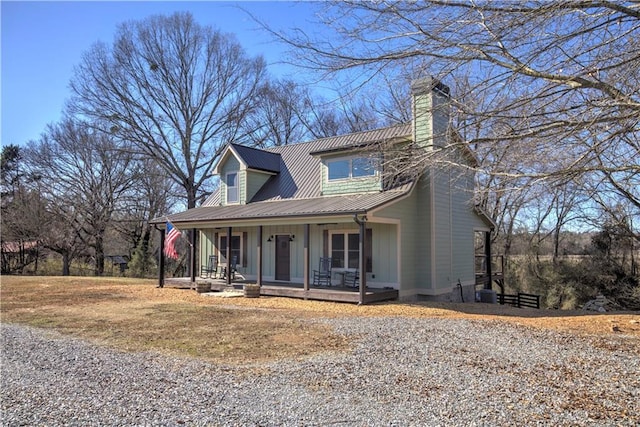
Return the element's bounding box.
[2,276,639,364]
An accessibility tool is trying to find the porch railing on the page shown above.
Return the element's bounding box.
[475,255,504,278]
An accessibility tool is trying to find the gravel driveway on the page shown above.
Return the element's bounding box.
[2,317,638,426]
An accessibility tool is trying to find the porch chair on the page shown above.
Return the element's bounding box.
[312,257,332,287]
[344,269,359,288]
[221,255,238,280]
[200,255,218,278]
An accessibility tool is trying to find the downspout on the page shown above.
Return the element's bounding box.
[353,214,367,305]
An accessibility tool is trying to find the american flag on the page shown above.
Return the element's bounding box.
[164,221,181,259]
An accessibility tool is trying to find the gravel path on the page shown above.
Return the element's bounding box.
[2,318,639,426]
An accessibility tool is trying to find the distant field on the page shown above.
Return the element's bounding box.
[1,276,638,363]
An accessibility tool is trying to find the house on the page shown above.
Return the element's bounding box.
[155,78,496,304]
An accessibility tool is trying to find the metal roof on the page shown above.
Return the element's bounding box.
[165,123,414,223]
[166,183,412,225]
[230,143,281,173]
[201,123,412,208]
[252,123,411,202]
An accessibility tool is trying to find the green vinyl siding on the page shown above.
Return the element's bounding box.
[321,155,382,195]
[411,81,456,292]
[414,178,432,291]
[451,168,476,283]
[323,176,381,195]
[200,230,216,267]
[373,188,420,292]
[219,156,243,205]
[432,168,452,290]
[219,155,272,205]
[413,93,433,148]
[246,170,271,202]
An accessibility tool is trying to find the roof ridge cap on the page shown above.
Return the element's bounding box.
[265,122,411,152]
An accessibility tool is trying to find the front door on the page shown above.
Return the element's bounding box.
[275,235,290,281]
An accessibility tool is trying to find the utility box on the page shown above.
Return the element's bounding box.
[478,289,497,304]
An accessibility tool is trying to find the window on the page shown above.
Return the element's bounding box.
[327,157,377,181]
[219,235,241,264]
[331,234,345,268]
[352,157,376,177]
[226,172,238,203]
[329,230,373,272]
[328,160,350,180]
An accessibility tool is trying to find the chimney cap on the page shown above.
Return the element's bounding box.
[411,77,450,97]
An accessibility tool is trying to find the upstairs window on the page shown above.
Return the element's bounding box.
[226,172,238,203]
[327,157,377,181]
[352,157,376,177]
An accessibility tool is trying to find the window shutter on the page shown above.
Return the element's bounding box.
[366,228,373,273]
[323,230,328,258]
[242,232,248,267]
[214,232,219,256]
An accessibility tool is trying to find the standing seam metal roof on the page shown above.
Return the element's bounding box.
[167,183,413,224]
[229,143,281,173]
[202,123,412,207]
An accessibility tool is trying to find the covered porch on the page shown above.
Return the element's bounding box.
[157,211,402,305]
[164,277,399,304]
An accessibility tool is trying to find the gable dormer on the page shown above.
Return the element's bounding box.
[310,146,383,196]
[213,144,280,205]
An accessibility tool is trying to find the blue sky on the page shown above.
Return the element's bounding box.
[1,1,321,147]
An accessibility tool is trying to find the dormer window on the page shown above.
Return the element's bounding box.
[327,157,377,181]
[226,172,238,203]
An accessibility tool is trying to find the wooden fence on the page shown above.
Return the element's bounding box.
[498,292,540,309]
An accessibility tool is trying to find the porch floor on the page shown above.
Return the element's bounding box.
[163,277,398,304]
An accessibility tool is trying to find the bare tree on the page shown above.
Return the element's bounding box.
[271,1,639,212]
[68,12,267,208]
[1,145,48,273]
[113,158,177,277]
[299,90,386,139]
[244,79,312,147]
[26,119,136,276]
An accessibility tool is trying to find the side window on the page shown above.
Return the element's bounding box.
[226,172,238,203]
[347,233,360,268]
[329,230,373,272]
[331,234,345,268]
[219,235,241,264]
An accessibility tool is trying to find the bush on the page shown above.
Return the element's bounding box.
[507,254,639,310]
[34,255,94,276]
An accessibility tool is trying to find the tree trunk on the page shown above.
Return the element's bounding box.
[62,252,70,276]
[94,236,104,276]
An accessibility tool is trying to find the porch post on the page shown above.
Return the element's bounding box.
[485,231,492,290]
[257,225,263,286]
[303,224,310,292]
[226,226,232,286]
[354,215,367,305]
[158,226,165,288]
[190,228,197,283]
